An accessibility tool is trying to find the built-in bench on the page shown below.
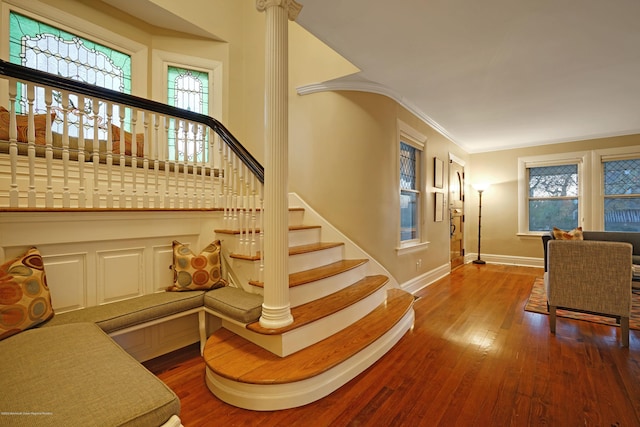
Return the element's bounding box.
[2,284,263,427]
[40,285,265,353]
[0,322,183,427]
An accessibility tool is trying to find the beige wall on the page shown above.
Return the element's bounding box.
[469,134,640,263]
[288,87,470,283]
[23,0,640,283]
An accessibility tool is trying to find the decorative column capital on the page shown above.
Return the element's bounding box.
[256,0,302,21]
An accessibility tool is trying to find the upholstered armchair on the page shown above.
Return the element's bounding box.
[544,240,633,347]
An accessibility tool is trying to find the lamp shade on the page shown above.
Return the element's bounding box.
[472,182,490,192]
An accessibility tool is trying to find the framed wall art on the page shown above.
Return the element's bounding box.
[434,157,444,189]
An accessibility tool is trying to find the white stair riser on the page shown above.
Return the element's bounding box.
[217,226,320,257]
[279,287,387,356]
[226,257,261,291]
[221,287,387,357]
[225,244,348,288]
[205,308,415,411]
[288,227,321,247]
[288,245,344,274]
[289,263,368,308]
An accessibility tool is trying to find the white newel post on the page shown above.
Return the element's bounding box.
[256,0,301,329]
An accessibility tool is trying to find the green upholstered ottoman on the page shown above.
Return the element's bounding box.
[0,322,180,427]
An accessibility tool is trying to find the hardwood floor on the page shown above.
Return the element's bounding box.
[145,264,640,426]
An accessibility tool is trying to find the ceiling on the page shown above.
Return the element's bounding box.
[295,0,640,153]
[100,0,640,153]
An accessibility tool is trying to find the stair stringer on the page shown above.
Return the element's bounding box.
[204,306,414,411]
[288,192,399,288]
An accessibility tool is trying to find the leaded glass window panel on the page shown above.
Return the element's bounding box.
[9,12,131,138]
[400,141,420,242]
[527,164,579,231]
[604,158,640,231]
[167,66,209,161]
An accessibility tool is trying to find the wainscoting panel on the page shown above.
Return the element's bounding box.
[97,247,145,303]
[43,252,87,313]
[153,243,176,293]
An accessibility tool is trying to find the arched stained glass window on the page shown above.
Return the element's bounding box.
[9,12,131,137]
[167,65,209,161]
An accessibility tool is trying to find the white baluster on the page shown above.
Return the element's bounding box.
[143,111,150,208]
[92,98,100,208]
[118,107,126,207]
[8,79,18,207]
[45,88,54,208]
[26,84,36,207]
[216,133,223,209]
[164,116,171,208]
[153,114,161,208]
[183,120,191,208]
[77,96,86,208]
[61,91,70,208]
[106,103,114,208]
[131,109,138,208]
[199,124,206,208]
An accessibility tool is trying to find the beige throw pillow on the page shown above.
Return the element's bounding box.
[552,226,583,240]
[0,247,54,340]
[169,240,226,291]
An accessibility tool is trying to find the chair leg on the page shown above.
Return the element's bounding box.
[621,317,629,347]
[549,305,556,334]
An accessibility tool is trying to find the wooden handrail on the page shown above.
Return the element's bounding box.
[0,59,264,183]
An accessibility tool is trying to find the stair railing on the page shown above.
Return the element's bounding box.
[0,59,263,261]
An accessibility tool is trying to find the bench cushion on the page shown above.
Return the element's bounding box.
[0,322,180,426]
[204,287,263,323]
[41,291,205,333]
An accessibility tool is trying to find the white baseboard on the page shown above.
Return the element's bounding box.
[465,253,544,268]
[400,263,450,295]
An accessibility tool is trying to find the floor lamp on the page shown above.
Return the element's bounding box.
[472,183,490,265]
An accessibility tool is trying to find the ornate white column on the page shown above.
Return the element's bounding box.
[256,0,301,329]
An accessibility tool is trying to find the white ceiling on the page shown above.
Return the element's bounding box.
[295,0,640,153]
[101,0,640,153]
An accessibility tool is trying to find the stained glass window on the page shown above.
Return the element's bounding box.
[167,66,209,161]
[9,12,131,137]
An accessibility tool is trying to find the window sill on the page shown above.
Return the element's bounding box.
[516,232,548,239]
[396,241,430,256]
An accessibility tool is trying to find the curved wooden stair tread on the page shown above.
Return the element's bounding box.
[215,224,320,235]
[246,274,389,335]
[204,288,413,385]
[229,242,344,261]
[249,259,369,288]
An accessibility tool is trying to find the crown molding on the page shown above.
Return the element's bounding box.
[297,79,457,146]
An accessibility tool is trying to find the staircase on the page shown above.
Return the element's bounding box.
[204,195,415,410]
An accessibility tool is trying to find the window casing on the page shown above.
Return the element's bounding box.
[603,157,640,232]
[152,50,222,162]
[400,141,420,242]
[527,164,579,232]
[397,120,427,253]
[167,65,209,161]
[8,11,132,138]
[519,147,640,234]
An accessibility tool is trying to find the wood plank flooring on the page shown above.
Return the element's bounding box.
[144,264,640,426]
